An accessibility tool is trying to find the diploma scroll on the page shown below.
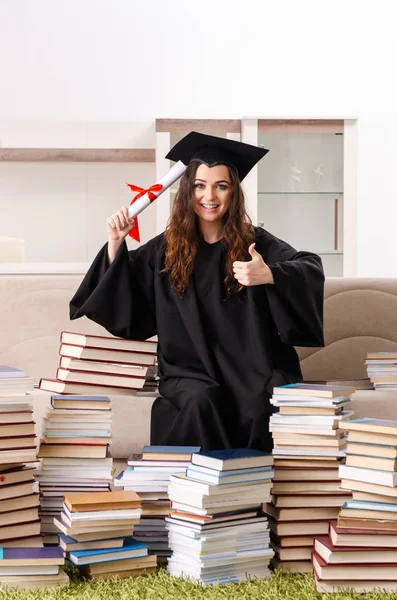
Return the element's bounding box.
[126,160,187,241]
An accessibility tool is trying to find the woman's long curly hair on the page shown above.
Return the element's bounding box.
[163,161,256,295]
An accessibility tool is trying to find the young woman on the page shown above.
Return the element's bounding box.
[70,133,324,452]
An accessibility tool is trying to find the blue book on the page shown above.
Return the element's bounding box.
[191,448,273,472]
[68,541,148,565]
[142,445,201,454]
[0,365,25,379]
[0,547,63,563]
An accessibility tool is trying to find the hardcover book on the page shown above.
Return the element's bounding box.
[273,383,356,398]
[60,332,157,354]
[191,448,273,471]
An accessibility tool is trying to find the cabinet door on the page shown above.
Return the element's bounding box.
[257,131,344,276]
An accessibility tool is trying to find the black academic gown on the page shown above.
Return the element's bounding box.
[70,227,324,452]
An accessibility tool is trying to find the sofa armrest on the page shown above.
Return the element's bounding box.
[349,390,397,421]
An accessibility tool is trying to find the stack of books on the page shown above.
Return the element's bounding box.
[312,418,397,592]
[166,449,274,585]
[36,394,114,544]
[0,546,68,590]
[0,366,69,589]
[365,351,397,389]
[0,365,40,547]
[0,365,36,394]
[55,490,156,580]
[266,383,355,573]
[115,445,200,560]
[39,331,158,396]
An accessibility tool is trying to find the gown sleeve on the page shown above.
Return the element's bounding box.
[258,229,325,347]
[69,240,157,340]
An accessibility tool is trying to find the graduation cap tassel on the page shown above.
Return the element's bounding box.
[126,183,163,243]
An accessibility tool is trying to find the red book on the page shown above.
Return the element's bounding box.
[315,535,397,564]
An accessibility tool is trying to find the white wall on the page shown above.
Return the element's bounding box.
[1,0,397,274]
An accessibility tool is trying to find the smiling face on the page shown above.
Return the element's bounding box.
[192,163,232,225]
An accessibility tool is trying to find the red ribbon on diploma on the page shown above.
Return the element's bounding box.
[126,183,163,242]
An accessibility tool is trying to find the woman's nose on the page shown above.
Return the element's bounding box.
[204,186,215,201]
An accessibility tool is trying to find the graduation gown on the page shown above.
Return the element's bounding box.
[70,227,324,452]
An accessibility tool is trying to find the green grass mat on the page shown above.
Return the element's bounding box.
[0,567,396,600]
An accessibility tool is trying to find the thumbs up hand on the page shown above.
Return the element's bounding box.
[232,243,275,286]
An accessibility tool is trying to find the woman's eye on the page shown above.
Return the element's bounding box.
[217,185,228,191]
[194,184,204,189]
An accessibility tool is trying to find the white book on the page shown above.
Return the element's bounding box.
[339,464,397,487]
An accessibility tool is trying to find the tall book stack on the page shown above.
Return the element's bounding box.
[36,394,113,545]
[0,366,39,546]
[0,366,69,589]
[115,445,200,560]
[313,418,397,592]
[39,331,158,396]
[265,383,355,573]
[166,449,274,585]
[55,490,156,580]
[366,351,397,390]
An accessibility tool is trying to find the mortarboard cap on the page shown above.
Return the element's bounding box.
[165,131,269,181]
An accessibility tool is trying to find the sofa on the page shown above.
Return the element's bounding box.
[1,275,397,458]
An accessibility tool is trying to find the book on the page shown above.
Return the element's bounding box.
[59,357,153,378]
[271,481,346,494]
[312,550,397,580]
[315,535,397,564]
[0,448,38,463]
[367,351,397,359]
[278,406,342,416]
[0,569,69,590]
[60,331,157,354]
[315,577,397,594]
[273,383,356,398]
[0,467,35,487]
[141,445,201,461]
[60,344,157,366]
[340,479,397,499]
[68,541,148,565]
[0,521,41,542]
[50,395,111,410]
[337,517,397,532]
[346,441,397,459]
[339,464,397,487]
[39,379,138,397]
[340,418,397,436]
[329,520,397,547]
[346,454,397,471]
[0,422,35,436]
[38,444,108,459]
[191,448,273,471]
[81,554,156,575]
[305,378,373,390]
[353,491,397,504]
[56,368,146,390]
[0,546,63,566]
[271,494,351,508]
[64,491,141,512]
[270,543,311,562]
[268,518,330,537]
[0,366,25,379]
[0,411,33,423]
[0,508,40,527]
[347,429,397,446]
[0,481,36,501]
[265,503,339,522]
[339,500,397,521]
[59,534,125,551]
